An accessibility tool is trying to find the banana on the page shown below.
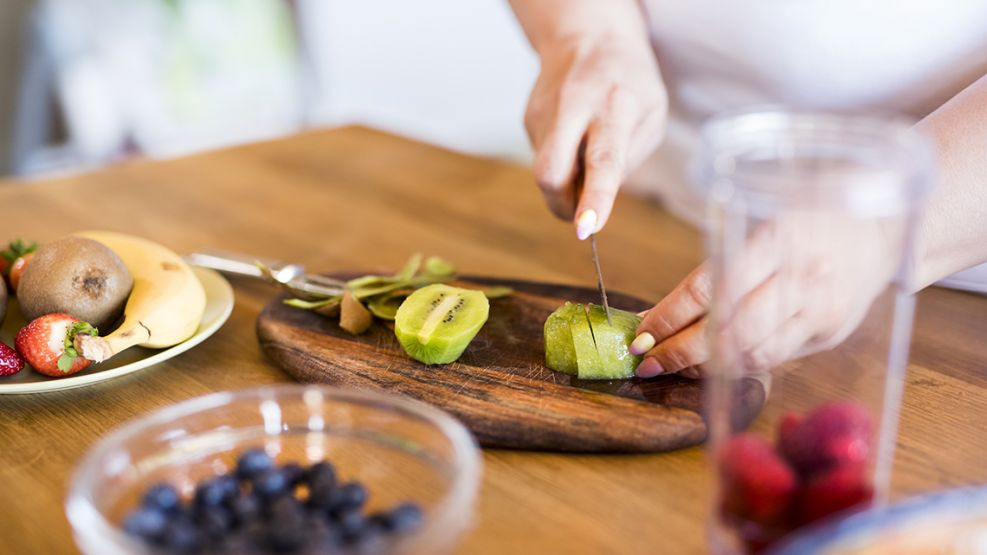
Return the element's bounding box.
[73,231,206,362]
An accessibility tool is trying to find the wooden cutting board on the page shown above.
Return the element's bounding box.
[257,276,766,453]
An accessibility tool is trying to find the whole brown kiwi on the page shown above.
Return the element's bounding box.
[18,236,133,330]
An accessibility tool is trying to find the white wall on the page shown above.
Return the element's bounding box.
[298,0,538,161]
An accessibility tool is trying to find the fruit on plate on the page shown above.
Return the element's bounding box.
[0,277,6,327]
[778,401,873,476]
[0,341,25,377]
[0,238,38,291]
[394,284,489,364]
[718,433,798,526]
[15,313,97,376]
[72,231,206,362]
[543,302,642,379]
[17,236,133,330]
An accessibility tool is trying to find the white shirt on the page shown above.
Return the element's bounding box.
[628,1,987,289]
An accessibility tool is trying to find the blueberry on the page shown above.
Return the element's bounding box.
[214,533,256,555]
[215,475,240,502]
[229,493,261,525]
[161,521,202,554]
[252,469,289,500]
[302,514,338,547]
[195,506,233,542]
[306,481,335,511]
[123,507,168,540]
[327,482,367,515]
[141,483,181,514]
[384,503,424,533]
[338,511,367,541]
[194,478,232,508]
[306,461,336,489]
[268,495,305,525]
[265,518,305,553]
[235,448,274,481]
[279,463,305,488]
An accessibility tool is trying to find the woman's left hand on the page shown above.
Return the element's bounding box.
[629,214,903,378]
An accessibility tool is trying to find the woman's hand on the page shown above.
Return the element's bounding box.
[524,35,667,239]
[629,215,903,378]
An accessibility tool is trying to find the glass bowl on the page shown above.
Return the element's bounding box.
[766,486,987,554]
[66,385,481,554]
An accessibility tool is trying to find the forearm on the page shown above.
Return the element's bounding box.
[507,0,650,56]
[913,74,987,289]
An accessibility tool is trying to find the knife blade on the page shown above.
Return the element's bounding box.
[589,234,613,326]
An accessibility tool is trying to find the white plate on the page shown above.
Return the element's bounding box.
[0,267,234,394]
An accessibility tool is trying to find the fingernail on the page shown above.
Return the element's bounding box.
[629,332,655,355]
[636,310,649,317]
[575,209,597,240]
[636,358,664,378]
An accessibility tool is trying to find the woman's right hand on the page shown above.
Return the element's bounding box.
[524,35,668,239]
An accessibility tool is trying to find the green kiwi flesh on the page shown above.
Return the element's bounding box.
[543,303,643,380]
[542,302,581,375]
[394,284,489,365]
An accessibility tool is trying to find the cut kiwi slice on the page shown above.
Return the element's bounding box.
[543,302,643,380]
[543,302,581,375]
[394,284,489,365]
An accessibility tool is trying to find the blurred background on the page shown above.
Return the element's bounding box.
[0,0,538,178]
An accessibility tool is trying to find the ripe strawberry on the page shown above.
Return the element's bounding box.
[798,463,874,524]
[8,251,34,292]
[0,342,25,377]
[1,238,38,289]
[777,412,803,451]
[15,314,98,377]
[718,433,798,525]
[778,402,872,476]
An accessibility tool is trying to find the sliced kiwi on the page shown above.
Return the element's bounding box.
[543,302,581,375]
[394,284,489,365]
[543,302,643,380]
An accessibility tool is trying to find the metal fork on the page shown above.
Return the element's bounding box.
[184,249,345,297]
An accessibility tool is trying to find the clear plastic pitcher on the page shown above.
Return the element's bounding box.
[696,109,935,554]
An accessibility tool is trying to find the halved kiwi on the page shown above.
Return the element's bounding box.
[394,284,489,365]
[544,303,643,380]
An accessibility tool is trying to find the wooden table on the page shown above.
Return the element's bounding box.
[0,127,984,554]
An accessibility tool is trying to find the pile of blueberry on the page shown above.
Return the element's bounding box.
[122,448,424,554]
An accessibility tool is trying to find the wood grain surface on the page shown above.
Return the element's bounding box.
[258,275,765,452]
[0,127,984,555]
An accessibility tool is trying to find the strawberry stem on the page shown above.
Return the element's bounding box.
[1,238,38,265]
[59,321,99,372]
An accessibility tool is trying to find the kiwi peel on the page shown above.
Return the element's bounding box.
[394,284,489,364]
[276,254,511,334]
[544,302,643,380]
[17,236,133,330]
